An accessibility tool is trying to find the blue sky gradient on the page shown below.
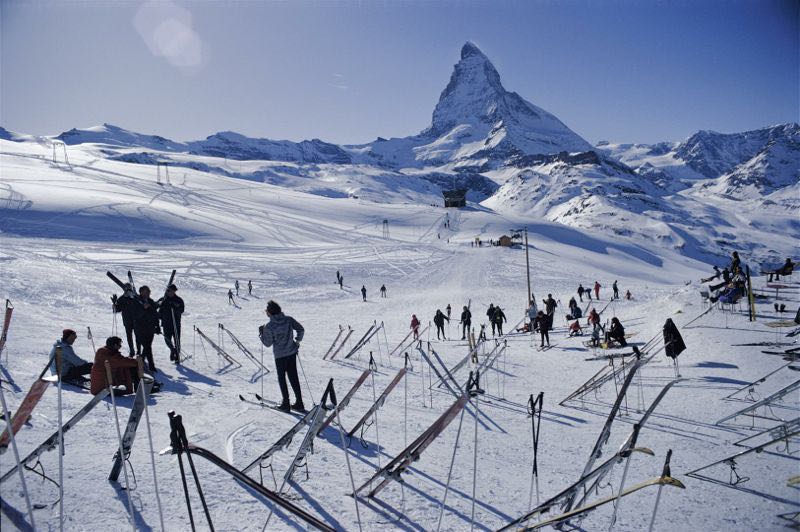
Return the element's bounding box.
[1,0,797,145]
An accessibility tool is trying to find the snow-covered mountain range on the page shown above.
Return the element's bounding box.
[2,42,797,265]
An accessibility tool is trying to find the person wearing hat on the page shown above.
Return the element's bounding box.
[132,285,160,373]
[158,283,185,364]
[112,283,139,357]
[259,300,305,412]
[90,336,139,395]
[48,329,92,384]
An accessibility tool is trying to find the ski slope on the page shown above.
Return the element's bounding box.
[0,139,798,531]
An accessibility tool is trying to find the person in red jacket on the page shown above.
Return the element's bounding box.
[594,281,602,300]
[90,336,139,395]
[587,308,600,328]
[410,314,420,340]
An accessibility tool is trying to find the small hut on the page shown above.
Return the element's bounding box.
[498,235,513,247]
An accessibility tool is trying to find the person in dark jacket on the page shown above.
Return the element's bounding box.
[486,304,496,335]
[361,285,367,302]
[49,329,92,383]
[606,317,627,347]
[112,283,139,356]
[380,284,387,298]
[410,314,420,340]
[534,311,550,347]
[433,309,449,340]
[158,284,184,363]
[90,336,139,395]
[460,306,472,340]
[612,280,619,300]
[730,251,741,275]
[133,286,160,373]
[768,258,795,282]
[248,280,253,295]
[446,304,452,320]
[492,306,507,336]
[544,294,558,316]
[259,300,305,412]
[577,284,585,302]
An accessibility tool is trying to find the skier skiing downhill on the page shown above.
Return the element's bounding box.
[433,309,449,340]
[594,281,602,300]
[111,283,138,356]
[158,284,184,364]
[48,329,92,385]
[361,285,367,302]
[460,305,472,340]
[410,314,420,340]
[259,300,305,413]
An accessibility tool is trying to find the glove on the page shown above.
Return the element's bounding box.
[258,325,264,335]
[111,294,118,303]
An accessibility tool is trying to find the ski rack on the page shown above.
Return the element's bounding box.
[318,369,371,432]
[733,417,800,449]
[343,321,384,360]
[323,325,346,359]
[0,389,111,484]
[283,379,338,483]
[716,378,800,427]
[561,352,644,513]
[520,451,684,531]
[194,326,242,368]
[167,411,335,532]
[346,367,407,440]
[218,323,270,373]
[436,338,495,389]
[723,362,795,401]
[326,326,354,360]
[687,425,800,488]
[388,324,429,358]
[242,406,320,474]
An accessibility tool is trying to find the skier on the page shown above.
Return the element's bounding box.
[492,306,507,336]
[590,323,603,347]
[446,304,452,320]
[486,303,496,335]
[48,329,92,385]
[338,275,343,290]
[534,311,550,348]
[768,258,795,282]
[460,305,472,340]
[478,323,487,341]
[133,285,160,373]
[235,280,240,297]
[606,317,627,347]
[158,284,184,364]
[259,300,305,412]
[527,300,538,331]
[625,290,632,300]
[410,314,420,340]
[577,284,585,302]
[612,280,619,300]
[248,280,253,295]
[90,336,139,396]
[361,285,367,302]
[228,288,235,305]
[587,307,600,327]
[433,309,449,340]
[568,320,583,337]
[336,270,341,284]
[566,300,582,320]
[543,294,558,329]
[729,251,741,274]
[594,281,601,300]
[111,283,139,356]
[380,284,387,298]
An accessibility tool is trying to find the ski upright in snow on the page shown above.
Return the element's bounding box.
[0,355,55,453]
[108,378,154,481]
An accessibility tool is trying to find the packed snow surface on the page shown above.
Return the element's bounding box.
[0,138,798,531]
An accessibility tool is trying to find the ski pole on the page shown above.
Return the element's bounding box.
[296,348,316,406]
[138,360,165,531]
[104,361,137,531]
[334,401,363,532]
[435,406,468,532]
[648,449,672,532]
[87,326,96,354]
[169,412,196,531]
[609,423,640,531]
[0,378,35,529]
[56,347,65,531]
[470,371,482,532]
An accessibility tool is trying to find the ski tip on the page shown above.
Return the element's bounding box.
[662,476,686,489]
[238,394,246,401]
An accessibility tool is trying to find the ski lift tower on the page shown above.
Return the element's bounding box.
[52,140,69,166]
[382,219,390,239]
[156,162,171,185]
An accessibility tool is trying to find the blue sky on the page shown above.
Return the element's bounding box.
[1,0,797,145]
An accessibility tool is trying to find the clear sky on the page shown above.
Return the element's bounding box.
[1,0,797,145]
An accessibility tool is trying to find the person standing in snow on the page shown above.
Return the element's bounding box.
[259,300,305,412]
[112,283,139,356]
[534,311,550,348]
[594,281,601,300]
[577,284,585,302]
[380,284,387,298]
[486,303,496,335]
[587,307,600,327]
[527,300,538,331]
[361,285,367,302]
[133,285,160,373]
[492,306,507,336]
[612,280,619,300]
[625,289,632,300]
[460,305,472,340]
[410,314,421,340]
[158,284,184,363]
[338,274,343,290]
[446,304,452,320]
[228,289,235,305]
[433,309,449,340]
[235,280,240,297]
[49,329,92,384]
[248,280,253,296]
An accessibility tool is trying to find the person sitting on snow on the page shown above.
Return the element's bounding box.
[49,329,92,385]
[90,336,140,396]
[568,320,583,337]
[606,317,627,347]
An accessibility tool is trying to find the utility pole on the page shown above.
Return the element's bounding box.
[525,228,533,305]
